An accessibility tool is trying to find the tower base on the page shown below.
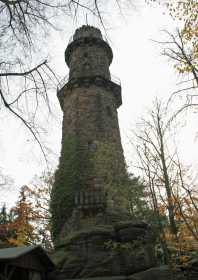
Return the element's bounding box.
[50,220,156,279]
[49,211,196,280]
[49,265,187,280]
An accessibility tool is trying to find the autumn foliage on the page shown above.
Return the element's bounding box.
[0,174,52,249]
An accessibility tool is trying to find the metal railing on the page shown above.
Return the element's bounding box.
[68,33,110,45]
[57,73,121,91]
[57,74,69,91]
[74,190,106,209]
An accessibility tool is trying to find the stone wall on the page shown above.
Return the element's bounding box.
[68,43,111,80]
[51,81,127,239]
[61,84,122,144]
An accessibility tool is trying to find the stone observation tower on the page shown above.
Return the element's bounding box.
[51,26,127,238]
[50,26,156,280]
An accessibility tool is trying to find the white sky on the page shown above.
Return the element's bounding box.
[1,1,198,206]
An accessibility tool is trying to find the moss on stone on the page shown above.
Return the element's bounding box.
[50,135,90,240]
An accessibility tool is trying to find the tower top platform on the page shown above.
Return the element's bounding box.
[73,25,103,40]
[65,25,113,67]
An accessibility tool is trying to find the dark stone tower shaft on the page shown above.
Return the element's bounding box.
[59,26,122,143]
[50,26,157,279]
[51,26,126,240]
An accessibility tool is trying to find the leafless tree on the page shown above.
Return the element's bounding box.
[134,99,178,235]
[134,141,170,263]
[173,158,198,242]
[0,0,131,159]
[133,97,198,263]
[159,30,198,110]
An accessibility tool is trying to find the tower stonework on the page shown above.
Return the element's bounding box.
[50,26,157,280]
[51,26,127,239]
[60,25,125,180]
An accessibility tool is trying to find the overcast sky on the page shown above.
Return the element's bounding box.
[1,1,198,206]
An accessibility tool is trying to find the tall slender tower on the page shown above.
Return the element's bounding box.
[51,26,127,239]
[51,26,155,279]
